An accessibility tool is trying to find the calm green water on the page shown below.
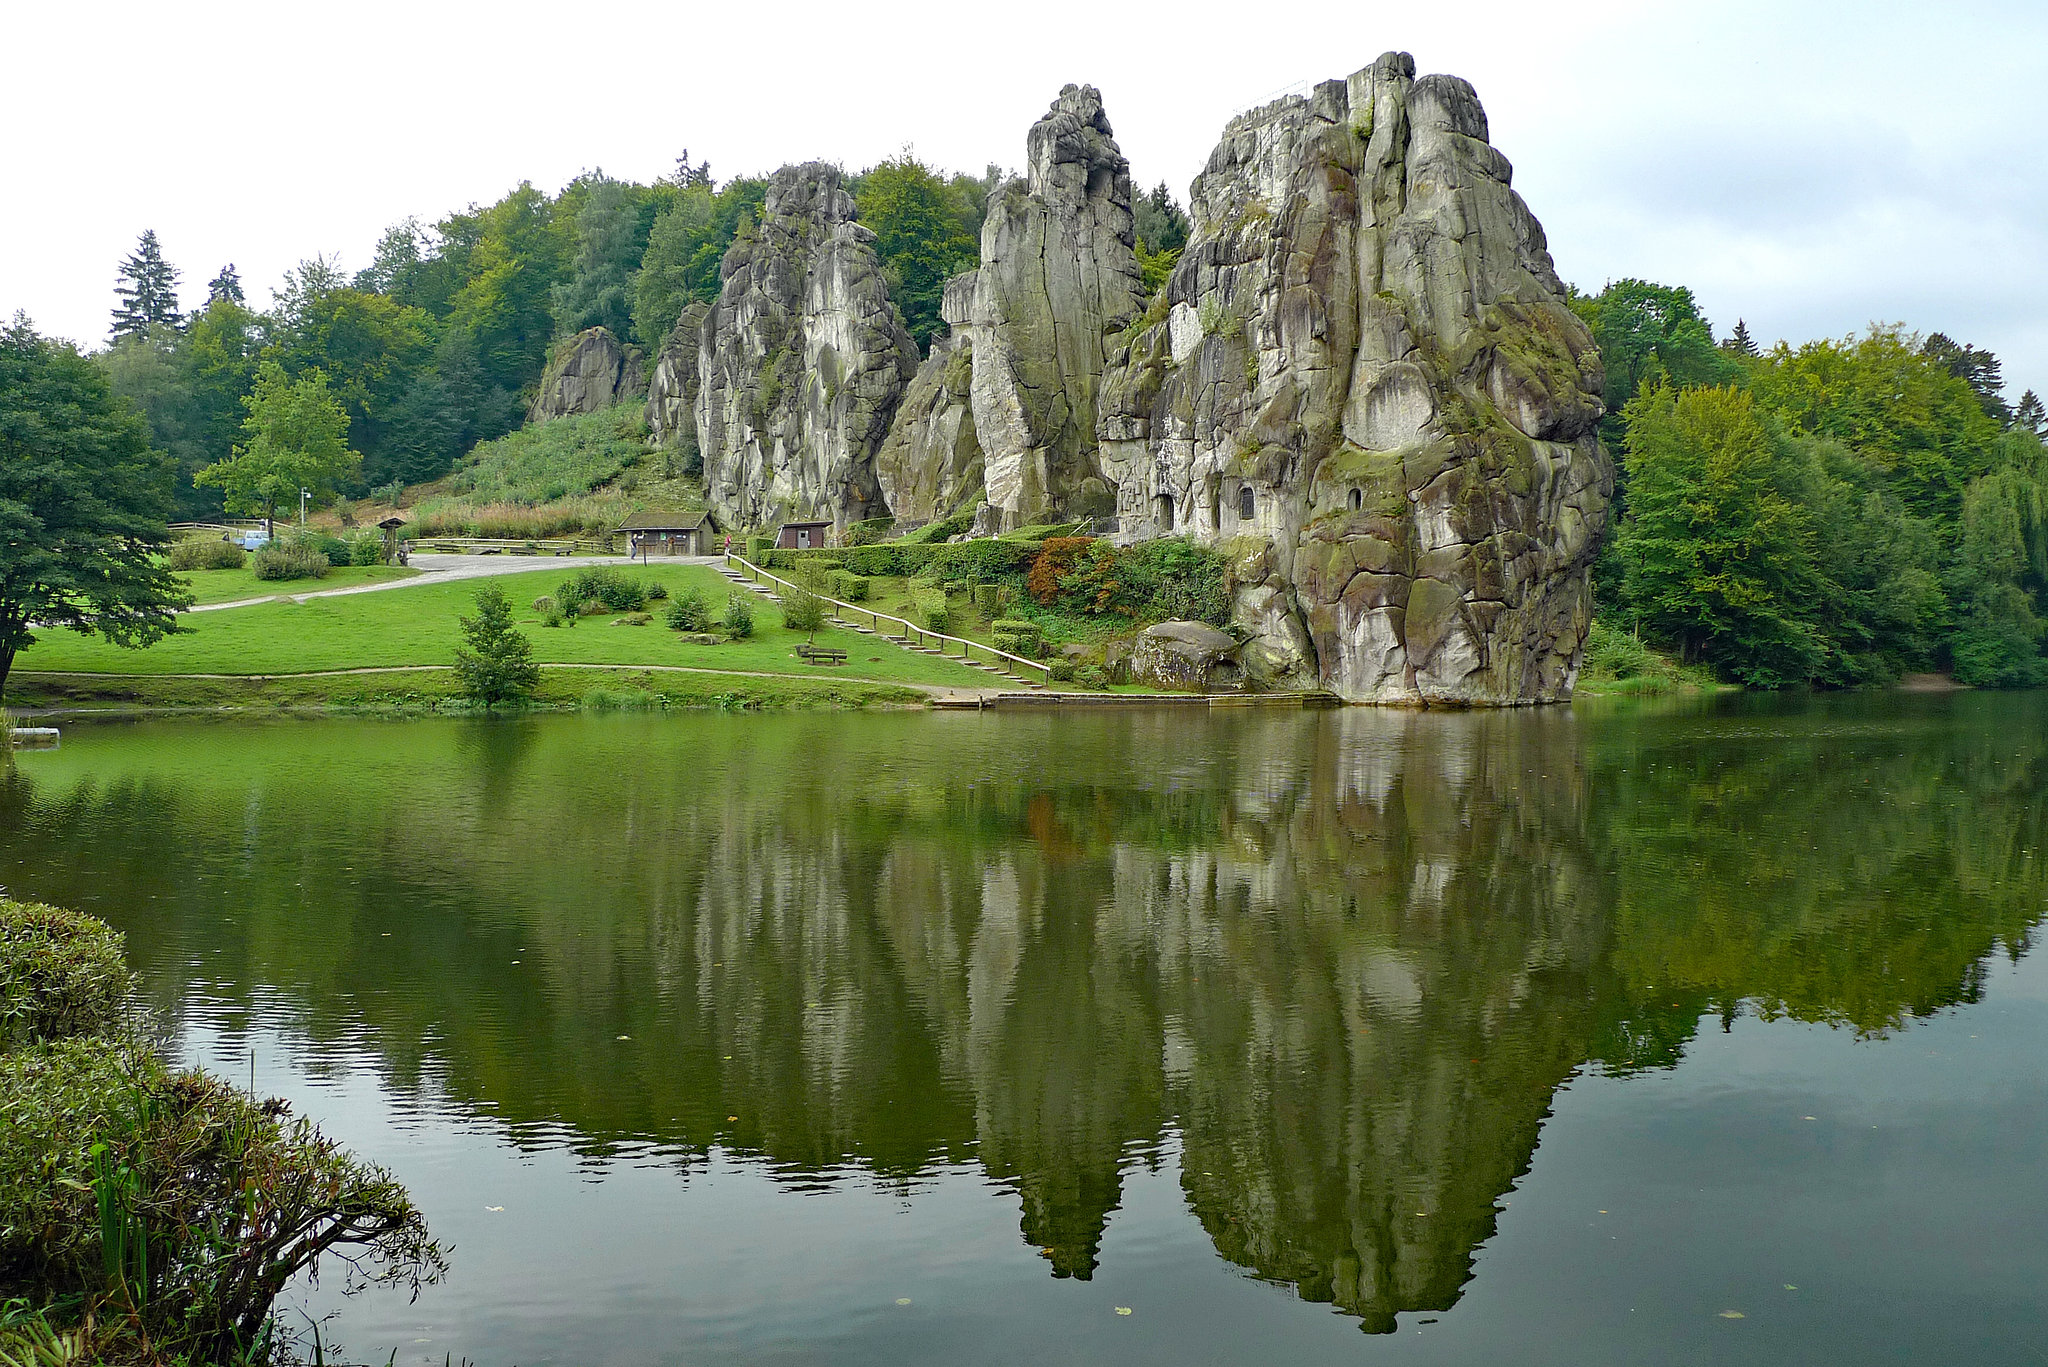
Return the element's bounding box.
[5,696,2047,1365]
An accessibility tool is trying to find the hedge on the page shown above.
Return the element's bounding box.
[827,569,871,602]
[762,540,1036,581]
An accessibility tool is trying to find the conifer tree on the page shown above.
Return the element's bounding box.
[111,230,183,339]
[206,263,245,307]
[2013,389,2045,438]
[1723,318,1759,357]
[453,582,540,704]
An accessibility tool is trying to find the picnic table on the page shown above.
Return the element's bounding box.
[796,642,848,666]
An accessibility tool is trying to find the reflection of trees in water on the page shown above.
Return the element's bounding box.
[3,698,2044,1330]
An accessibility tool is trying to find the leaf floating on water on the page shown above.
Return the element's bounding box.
[1115,1307,1133,1316]
[895,1298,912,1306]
[1719,1311,1745,1319]
[485,1206,504,1212]
[728,1115,739,1122]
[616,1034,631,1041]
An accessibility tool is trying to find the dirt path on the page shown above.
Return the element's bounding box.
[190,553,710,613]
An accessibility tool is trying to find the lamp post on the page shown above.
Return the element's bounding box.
[299,488,310,526]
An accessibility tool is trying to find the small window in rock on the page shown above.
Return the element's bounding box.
[1239,486,1255,520]
[1156,493,1175,528]
[1349,488,1362,512]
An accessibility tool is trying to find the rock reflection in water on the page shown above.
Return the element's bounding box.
[1,696,2041,1334]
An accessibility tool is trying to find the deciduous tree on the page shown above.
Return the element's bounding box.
[0,316,189,702]
[195,362,361,533]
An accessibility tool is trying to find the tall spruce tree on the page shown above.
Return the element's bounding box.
[111,230,183,340]
[1922,332,2010,424]
[1724,318,1760,357]
[206,263,245,307]
[2011,389,2043,438]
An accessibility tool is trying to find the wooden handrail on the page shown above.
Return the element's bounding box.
[723,552,1054,684]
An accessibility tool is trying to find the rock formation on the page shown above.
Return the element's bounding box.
[967,86,1144,529]
[646,301,710,450]
[695,164,918,532]
[1097,53,1611,704]
[1129,620,1243,691]
[874,272,982,524]
[529,327,646,421]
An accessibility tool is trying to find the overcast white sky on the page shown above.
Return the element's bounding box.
[4,0,2043,397]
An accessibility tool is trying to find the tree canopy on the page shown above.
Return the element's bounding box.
[855,155,981,350]
[0,316,189,702]
[195,362,361,528]
[110,230,183,341]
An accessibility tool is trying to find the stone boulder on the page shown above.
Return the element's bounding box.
[1096,53,1611,705]
[968,85,1143,529]
[530,327,646,421]
[646,300,711,450]
[695,163,918,532]
[1130,620,1243,691]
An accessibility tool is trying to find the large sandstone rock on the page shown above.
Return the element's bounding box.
[968,86,1143,529]
[695,164,918,532]
[646,300,710,450]
[1097,53,1611,704]
[529,327,646,421]
[1129,620,1243,691]
[875,272,982,523]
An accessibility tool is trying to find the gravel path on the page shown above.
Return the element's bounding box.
[190,553,714,614]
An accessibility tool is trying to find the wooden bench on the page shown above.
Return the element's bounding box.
[796,643,848,666]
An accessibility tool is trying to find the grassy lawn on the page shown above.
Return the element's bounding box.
[20,564,995,691]
[177,564,419,606]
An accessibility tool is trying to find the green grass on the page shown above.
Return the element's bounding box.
[18,564,996,691]
[176,564,418,605]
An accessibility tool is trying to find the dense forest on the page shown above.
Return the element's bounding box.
[54,148,2048,692]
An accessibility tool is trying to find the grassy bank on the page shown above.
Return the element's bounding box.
[16,563,996,696]
[6,666,925,715]
[1574,620,1728,697]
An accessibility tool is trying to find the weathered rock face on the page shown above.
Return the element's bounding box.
[1129,620,1243,691]
[530,327,646,421]
[969,86,1143,529]
[875,272,982,524]
[646,300,710,450]
[1098,53,1611,704]
[695,164,918,532]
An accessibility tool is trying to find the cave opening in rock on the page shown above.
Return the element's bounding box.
[1349,488,1362,512]
[1156,492,1174,529]
[1239,485,1255,520]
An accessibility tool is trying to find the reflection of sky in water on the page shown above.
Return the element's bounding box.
[6,697,2047,1365]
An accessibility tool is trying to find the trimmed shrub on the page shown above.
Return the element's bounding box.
[250,541,330,581]
[723,593,756,638]
[828,569,871,602]
[165,538,246,572]
[746,535,775,559]
[762,539,1036,582]
[910,584,952,633]
[991,618,1044,659]
[666,587,711,632]
[0,901,133,1047]
[1048,659,1078,682]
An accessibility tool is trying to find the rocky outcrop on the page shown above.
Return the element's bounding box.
[529,327,646,421]
[695,164,918,532]
[646,300,710,450]
[968,86,1143,529]
[1097,53,1611,704]
[1129,620,1243,691]
[874,273,982,524]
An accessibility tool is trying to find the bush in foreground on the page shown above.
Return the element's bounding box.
[723,593,755,638]
[666,587,711,632]
[557,565,647,615]
[0,899,444,1364]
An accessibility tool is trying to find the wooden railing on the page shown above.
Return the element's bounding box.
[415,536,618,556]
[723,553,1054,686]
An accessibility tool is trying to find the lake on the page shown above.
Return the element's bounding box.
[4,695,2046,1365]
